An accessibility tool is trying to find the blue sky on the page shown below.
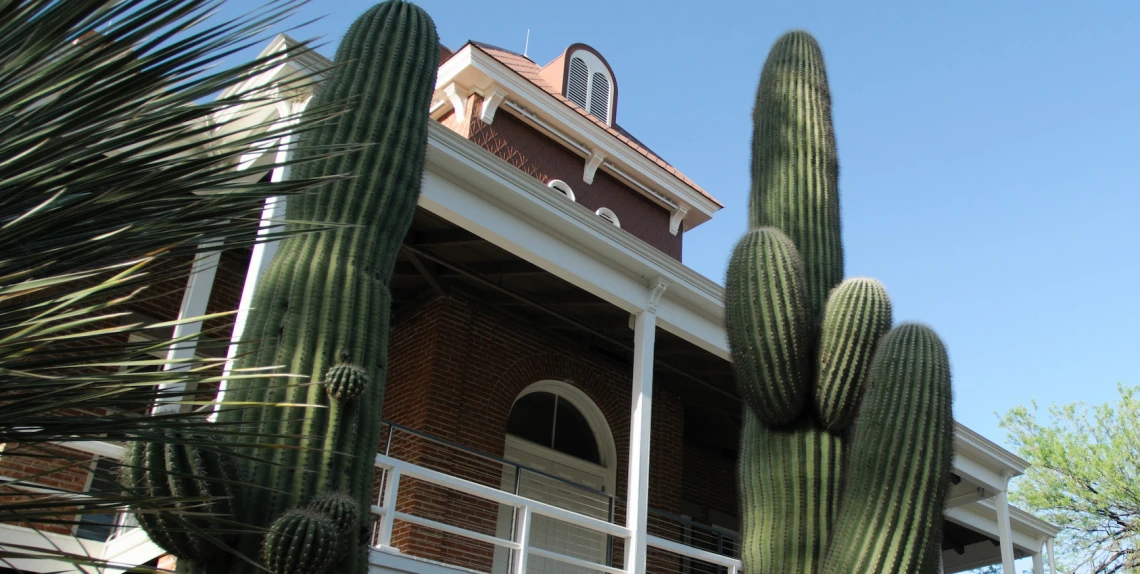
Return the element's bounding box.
[225,0,1138,453]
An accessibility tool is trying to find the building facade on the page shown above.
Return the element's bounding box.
[0,33,1059,574]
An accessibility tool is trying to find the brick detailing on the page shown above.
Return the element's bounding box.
[463,96,683,260]
[381,295,687,572]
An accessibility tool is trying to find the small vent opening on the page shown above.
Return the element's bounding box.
[595,207,620,228]
[547,179,576,201]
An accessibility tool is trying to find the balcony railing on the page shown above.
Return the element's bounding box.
[372,420,742,574]
[19,423,742,574]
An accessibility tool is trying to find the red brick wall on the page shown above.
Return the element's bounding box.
[0,442,96,535]
[461,98,683,261]
[682,440,739,524]
[382,295,687,572]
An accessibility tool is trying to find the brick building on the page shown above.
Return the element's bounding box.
[0,33,1060,574]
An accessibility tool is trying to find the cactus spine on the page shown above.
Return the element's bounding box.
[728,30,954,573]
[124,2,439,573]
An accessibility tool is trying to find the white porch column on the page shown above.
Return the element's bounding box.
[996,473,1016,574]
[624,278,668,573]
[1046,537,1056,574]
[213,96,308,415]
[152,243,221,415]
[1032,547,1045,574]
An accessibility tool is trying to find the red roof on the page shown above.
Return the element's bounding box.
[465,42,721,208]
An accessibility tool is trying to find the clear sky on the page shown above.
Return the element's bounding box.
[224,0,1139,452]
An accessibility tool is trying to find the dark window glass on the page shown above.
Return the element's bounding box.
[506,392,555,447]
[76,457,119,541]
[553,397,601,464]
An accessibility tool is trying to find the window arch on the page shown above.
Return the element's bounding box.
[565,50,614,125]
[595,207,620,228]
[505,381,616,474]
[546,179,576,201]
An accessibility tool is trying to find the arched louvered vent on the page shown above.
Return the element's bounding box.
[589,72,610,122]
[567,57,590,110]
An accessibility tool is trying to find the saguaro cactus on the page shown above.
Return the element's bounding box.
[123,2,439,573]
[727,31,954,574]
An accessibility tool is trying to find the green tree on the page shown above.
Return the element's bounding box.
[1002,384,1140,573]
[0,0,340,570]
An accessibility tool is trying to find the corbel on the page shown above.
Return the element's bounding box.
[583,149,606,185]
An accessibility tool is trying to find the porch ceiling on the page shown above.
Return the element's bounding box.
[390,207,743,425]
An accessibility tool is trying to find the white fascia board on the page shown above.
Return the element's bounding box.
[423,122,729,360]
[945,501,1053,553]
[435,45,720,231]
[955,422,1031,478]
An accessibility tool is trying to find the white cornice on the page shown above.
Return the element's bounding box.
[434,44,720,231]
[954,422,1031,476]
[424,121,728,358]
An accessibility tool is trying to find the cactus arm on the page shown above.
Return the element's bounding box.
[820,323,954,573]
[725,227,814,426]
[814,277,893,431]
[750,30,843,323]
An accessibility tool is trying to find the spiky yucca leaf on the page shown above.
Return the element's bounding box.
[0,0,344,570]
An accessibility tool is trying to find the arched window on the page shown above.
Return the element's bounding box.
[546,179,576,201]
[565,50,614,125]
[496,381,617,573]
[507,391,600,464]
[595,207,620,228]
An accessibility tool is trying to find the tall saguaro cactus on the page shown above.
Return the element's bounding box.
[727,31,954,574]
[122,2,439,573]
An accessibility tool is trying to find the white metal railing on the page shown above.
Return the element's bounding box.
[22,441,743,573]
[371,453,743,574]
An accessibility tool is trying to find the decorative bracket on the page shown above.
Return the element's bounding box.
[443,82,468,119]
[669,203,690,236]
[479,88,506,124]
[583,150,606,185]
[646,277,670,314]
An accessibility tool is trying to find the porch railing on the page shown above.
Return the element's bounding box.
[373,420,742,574]
[372,453,741,574]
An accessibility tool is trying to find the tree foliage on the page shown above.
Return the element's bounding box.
[1002,384,1140,573]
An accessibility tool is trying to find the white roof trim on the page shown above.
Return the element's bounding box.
[434,44,720,231]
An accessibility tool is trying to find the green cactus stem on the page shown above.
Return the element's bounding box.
[724,227,814,426]
[124,2,440,573]
[750,30,843,325]
[308,491,361,559]
[820,323,954,573]
[739,415,843,574]
[322,360,369,403]
[216,1,439,570]
[261,508,339,574]
[814,277,892,431]
[730,29,954,574]
[120,430,244,564]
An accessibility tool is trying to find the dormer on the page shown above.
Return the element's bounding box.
[538,45,617,126]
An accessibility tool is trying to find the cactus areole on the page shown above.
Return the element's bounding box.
[123,2,440,573]
[728,31,954,574]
